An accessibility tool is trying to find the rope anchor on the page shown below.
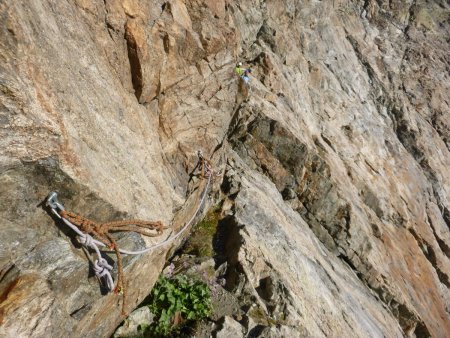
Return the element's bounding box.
[45,151,214,315]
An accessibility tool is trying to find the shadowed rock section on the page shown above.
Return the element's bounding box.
[125,23,143,102]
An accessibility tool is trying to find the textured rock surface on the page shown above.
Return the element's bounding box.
[214,316,244,338]
[113,306,154,338]
[217,152,405,337]
[1,0,449,337]
[0,0,225,336]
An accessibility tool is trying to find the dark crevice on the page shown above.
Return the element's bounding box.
[337,254,362,279]
[247,325,266,338]
[427,214,450,259]
[435,233,450,259]
[414,321,431,338]
[255,20,277,52]
[370,284,430,337]
[409,228,450,288]
[213,215,244,291]
[162,33,170,54]
[255,276,273,302]
[124,25,143,102]
[409,229,437,265]
[0,263,15,285]
[70,303,92,320]
[436,269,450,289]
[443,205,450,230]
[396,302,430,337]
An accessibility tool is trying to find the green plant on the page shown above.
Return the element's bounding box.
[145,275,213,336]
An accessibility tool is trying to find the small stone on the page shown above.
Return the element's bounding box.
[114,307,154,338]
[214,316,244,338]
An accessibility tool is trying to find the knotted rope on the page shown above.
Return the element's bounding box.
[46,151,214,315]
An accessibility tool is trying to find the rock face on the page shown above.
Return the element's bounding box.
[0,0,449,337]
[218,152,405,337]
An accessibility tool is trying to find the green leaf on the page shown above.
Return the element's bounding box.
[146,274,213,335]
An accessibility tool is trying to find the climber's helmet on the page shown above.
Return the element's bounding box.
[237,62,242,66]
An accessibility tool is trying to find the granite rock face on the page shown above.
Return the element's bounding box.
[217,151,404,337]
[0,0,449,337]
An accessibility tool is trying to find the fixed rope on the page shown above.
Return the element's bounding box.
[46,151,213,315]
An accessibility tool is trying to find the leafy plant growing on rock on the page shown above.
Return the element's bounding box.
[143,275,213,336]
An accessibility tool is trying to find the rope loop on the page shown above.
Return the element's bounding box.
[204,161,213,177]
[94,258,114,291]
[94,257,113,275]
[46,149,214,315]
[78,233,95,248]
[198,150,214,178]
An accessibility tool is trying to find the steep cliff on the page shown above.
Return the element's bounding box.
[1,0,449,337]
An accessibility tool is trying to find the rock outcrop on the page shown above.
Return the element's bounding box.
[1,0,449,337]
[216,151,404,337]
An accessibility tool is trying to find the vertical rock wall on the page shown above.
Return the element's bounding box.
[0,0,449,337]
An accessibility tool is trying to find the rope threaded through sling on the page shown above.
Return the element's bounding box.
[46,151,214,315]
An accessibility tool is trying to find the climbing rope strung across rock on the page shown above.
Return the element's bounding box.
[46,151,213,315]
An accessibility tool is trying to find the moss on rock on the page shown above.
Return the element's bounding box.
[183,205,222,257]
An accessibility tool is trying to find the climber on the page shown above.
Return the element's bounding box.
[235,62,252,86]
[234,62,252,86]
[235,62,252,101]
[242,68,252,86]
[235,62,245,77]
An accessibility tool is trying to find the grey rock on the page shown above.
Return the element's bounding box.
[220,158,404,337]
[214,316,244,338]
[114,307,154,338]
